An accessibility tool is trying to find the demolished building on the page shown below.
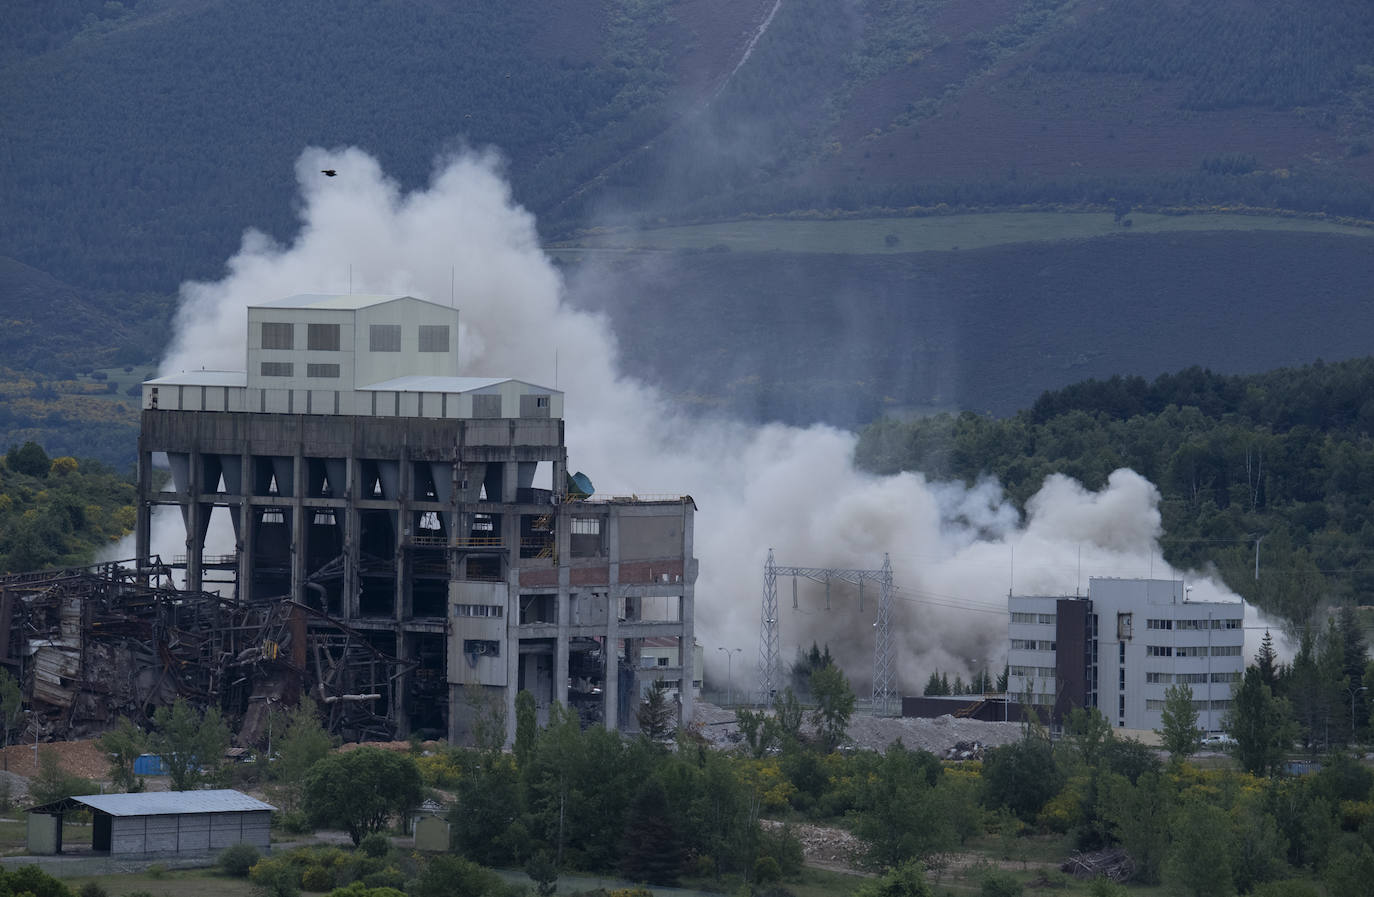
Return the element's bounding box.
[130,293,698,743]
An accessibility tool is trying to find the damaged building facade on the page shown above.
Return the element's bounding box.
[134,294,697,743]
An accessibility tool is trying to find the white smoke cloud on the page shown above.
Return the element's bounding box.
[151,146,1258,694]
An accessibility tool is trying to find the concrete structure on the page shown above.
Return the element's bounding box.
[137,294,697,742]
[27,790,273,856]
[1007,578,1245,732]
[638,639,704,701]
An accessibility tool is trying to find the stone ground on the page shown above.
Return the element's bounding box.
[693,701,1025,755]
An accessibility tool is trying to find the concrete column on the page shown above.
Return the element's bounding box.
[393,630,411,739]
[238,451,254,604]
[291,448,306,603]
[343,452,360,620]
[395,448,411,621]
[185,447,202,592]
[135,440,152,581]
[504,563,522,748]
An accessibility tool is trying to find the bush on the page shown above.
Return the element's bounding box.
[754,856,782,883]
[359,832,390,858]
[77,883,109,897]
[300,864,335,892]
[219,842,261,878]
[275,809,313,833]
[145,864,168,879]
[980,868,1023,897]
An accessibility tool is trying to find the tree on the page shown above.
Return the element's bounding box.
[734,707,779,759]
[1226,666,1297,776]
[1255,629,1280,689]
[514,690,536,769]
[147,698,230,790]
[1097,769,1173,884]
[772,687,803,744]
[853,860,933,897]
[981,736,1062,823]
[5,441,49,477]
[1159,683,1202,760]
[409,855,511,897]
[98,716,146,792]
[619,779,685,885]
[302,747,423,846]
[0,668,22,750]
[1164,800,1235,896]
[810,663,855,752]
[637,680,676,742]
[851,743,952,867]
[29,748,97,805]
[270,697,332,812]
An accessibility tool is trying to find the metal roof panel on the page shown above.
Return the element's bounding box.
[63,789,275,817]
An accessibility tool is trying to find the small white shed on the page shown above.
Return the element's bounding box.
[27,789,275,856]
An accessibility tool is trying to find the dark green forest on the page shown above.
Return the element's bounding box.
[4,0,1374,296]
[0,441,136,575]
[856,357,1374,624]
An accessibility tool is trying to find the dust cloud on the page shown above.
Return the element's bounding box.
[148,147,1254,695]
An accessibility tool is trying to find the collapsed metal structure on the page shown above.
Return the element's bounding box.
[0,558,407,745]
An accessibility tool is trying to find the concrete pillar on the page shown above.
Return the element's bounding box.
[135,441,152,582]
[238,451,254,604]
[343,453,360,620]
[395,448,411,622]
[291,448,306,603]
[185,447,203,592]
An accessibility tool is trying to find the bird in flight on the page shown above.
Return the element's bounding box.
[321,169,337,177]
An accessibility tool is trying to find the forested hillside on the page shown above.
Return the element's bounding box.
[0,442,136,574]
[4,0,1373,296]
[856,358,1374,623]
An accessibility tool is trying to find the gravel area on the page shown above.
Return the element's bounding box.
[695,701,1023,755]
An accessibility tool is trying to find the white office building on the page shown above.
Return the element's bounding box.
[1007,578,1245,732]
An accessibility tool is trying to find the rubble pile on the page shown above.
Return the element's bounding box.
[695,702,1023,756]
[761,819,863,870]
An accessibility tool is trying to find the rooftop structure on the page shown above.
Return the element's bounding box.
[137,294,696,743]
[27,789,274,856]
[1007,577,1244,732]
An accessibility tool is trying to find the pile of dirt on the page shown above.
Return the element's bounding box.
[0,739,110,782]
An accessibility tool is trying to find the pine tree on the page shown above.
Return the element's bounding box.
[1256,629,1280,689]
[619,779,685,885]
[923,671,943,696]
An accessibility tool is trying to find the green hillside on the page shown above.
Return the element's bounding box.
[564,228,1374,425]
[856,357,1374,624]
[4,0,1374,294]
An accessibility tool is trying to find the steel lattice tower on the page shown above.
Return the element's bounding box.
[756,552,898,714]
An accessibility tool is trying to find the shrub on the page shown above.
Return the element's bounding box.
[754,856,782,883]
[275,809,312,833]
[980,868,1023,897]
[145,863,168,879]
[77,883,109,897]
[300,864,334,892]
[359,832,390,858]
[219,842,261,878]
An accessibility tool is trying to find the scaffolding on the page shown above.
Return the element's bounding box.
[757,551,897,714]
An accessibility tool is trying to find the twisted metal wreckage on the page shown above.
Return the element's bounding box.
[0,558,407,746]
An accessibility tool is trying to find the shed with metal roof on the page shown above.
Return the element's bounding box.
[27,789,274,856]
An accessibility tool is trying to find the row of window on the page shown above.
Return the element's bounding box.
[1146,645,1243,657]
[1146,617,1244,630]
[454,604,503,618]
[261,362,342,378]
[261,321,451,353]
[1010,665,1057,679]
[1145,699,1233,712]
[1010,612,1057,625]
[1011,639,1056,652]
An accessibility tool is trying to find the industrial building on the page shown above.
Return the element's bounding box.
[136,293,697,743]
[1007,578,1245,732]
[27,790,273,856]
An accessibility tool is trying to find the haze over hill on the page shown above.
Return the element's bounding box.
[3,0,1373,462]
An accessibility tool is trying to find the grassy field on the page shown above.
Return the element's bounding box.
[549,211,1374,256]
